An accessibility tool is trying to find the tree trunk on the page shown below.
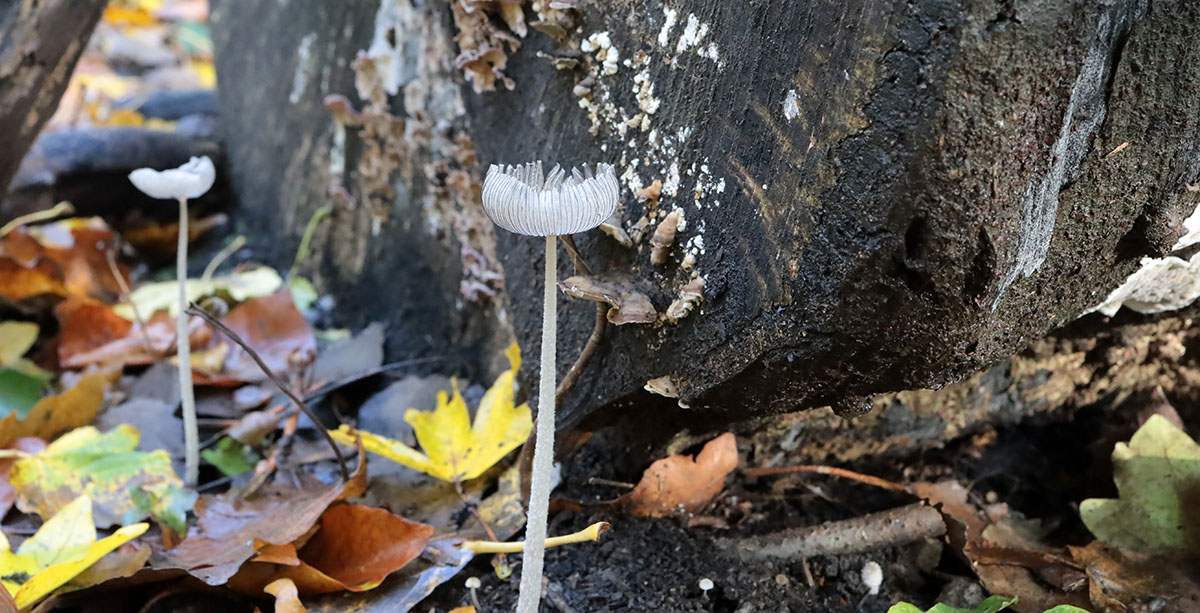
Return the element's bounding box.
[0,0,107,195]
[210,0,1200,433]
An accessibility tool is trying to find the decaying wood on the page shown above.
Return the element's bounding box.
[210,0,1200,436]
[0,0,107,195]
[721,503,946,559]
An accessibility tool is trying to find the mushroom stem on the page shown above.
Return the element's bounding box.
[517,234,558,613]
[176,196,199,486]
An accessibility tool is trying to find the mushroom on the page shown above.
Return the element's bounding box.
[127,156,216,487]
[481,160,619,613]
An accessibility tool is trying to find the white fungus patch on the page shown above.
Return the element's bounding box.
[861,561,883,596]
[1173,202,1200,250]
[290,33,318,104]
[657,7,678,47]
[783,89,800,121]
[1088,253,1200,317]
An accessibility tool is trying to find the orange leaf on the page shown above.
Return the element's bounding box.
[0,257,67,303]
[0,375,107,448]
[56,298,210,369]
[620,432,738,517]
[228,504,434,594]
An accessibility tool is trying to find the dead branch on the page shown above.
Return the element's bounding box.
[720,503,945,559]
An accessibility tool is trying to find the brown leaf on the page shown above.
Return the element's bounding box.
[3,221,128,302]
[0,374,107,448]
[205,291,317,383]
[620,432,737,517]
[1069,541,1200,612]
[69,541,152,590]
[228,504,434,594]
[265,578,308,613]
[162,444,366,585]
[0,256,67,303]
[55,298,208,369]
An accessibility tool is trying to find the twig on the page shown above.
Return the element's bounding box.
[462,521,611,554]
[0,201,73,237]
[185,304,349,481]
[719,504,945,559]
[554,234,606,405]
[586,477,635,489]
[105,248,161,358]
[201,235,246,283]
[745,464,913,494]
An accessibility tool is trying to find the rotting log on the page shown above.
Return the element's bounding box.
[209,1,1200,434]
[0,0,107,195]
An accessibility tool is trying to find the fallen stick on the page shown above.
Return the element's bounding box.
[719,503,945,559]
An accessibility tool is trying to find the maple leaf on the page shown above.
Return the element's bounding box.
[0,495,147,609]
[1080,414,1200,552]
[329,343,531,482]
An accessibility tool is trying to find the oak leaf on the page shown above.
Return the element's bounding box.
[620,432,737,517]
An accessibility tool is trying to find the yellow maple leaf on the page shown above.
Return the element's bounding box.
[0,495,147,609]
[330,343,531,482]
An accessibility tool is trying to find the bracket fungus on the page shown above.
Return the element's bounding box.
[481,161,618,613]
[127,156,216,487]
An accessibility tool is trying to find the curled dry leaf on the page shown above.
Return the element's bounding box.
[160,443,366,585]
[559,275,658,325]
[55,297,211,368]
[619,432,737,517]
[2,218,129,302]
[228,504,435,594]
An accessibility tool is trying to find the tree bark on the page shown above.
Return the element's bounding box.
[0,0,107,195]
[210,0,1200,433]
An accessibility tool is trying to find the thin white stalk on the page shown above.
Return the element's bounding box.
[517,234,557,613]
[177,197,199,486]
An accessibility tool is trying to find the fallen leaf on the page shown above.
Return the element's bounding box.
[227,408,284,446]
[329,343,530,482]
[0,256,67,304]
[886,596,1017,613]
[228,504,434,594]
[112,266,283,320]
[1068,540,1200,611]
[0,367,50,422]
[0,322,38,366]
[0,438,46,520]
[9,425,195,534]
[161,444,365,585]
[0,495,147,609]
[55,298,203,368]
[620,432,737,517]
[266,578,308,613]
[0,374,107,448]
[1080,414,1200,552]
[211,291,316,383]
[449,608,476,613]
[67,540,152,591]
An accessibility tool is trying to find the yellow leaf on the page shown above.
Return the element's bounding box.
[329,343,531,482]
[0,374,106,448]
[113,266,283,320]
[0,495,148,609]
[0,322,38,366]
[10,425,195,534]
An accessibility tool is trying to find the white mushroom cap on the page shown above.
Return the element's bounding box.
[128,156,216,200]
[482,161,619,236]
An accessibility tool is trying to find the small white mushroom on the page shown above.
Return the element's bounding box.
[481,160,619,613]
[128,156,215,200]
[861,560,883,596]
[699,577,714,597]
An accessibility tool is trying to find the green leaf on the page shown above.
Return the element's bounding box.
[1080,414,1200,552]
[887,596,1017,613]
[201,437,257,476]
[0,367,49,419]
[1043,607,1091,613]
[10,425,196,534]
[288,276,318,312]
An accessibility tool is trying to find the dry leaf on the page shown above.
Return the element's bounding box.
[229,504,434,594]
[213,291,316,383]
[620,432,737,517]
[0,374,107,448]
[265,578,308,613]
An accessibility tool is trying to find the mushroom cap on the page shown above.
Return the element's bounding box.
[482,161,619,236]
[128,156,216,200]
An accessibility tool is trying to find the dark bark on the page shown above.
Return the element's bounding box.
[0,0,107,195]
[209,0,1200,434]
